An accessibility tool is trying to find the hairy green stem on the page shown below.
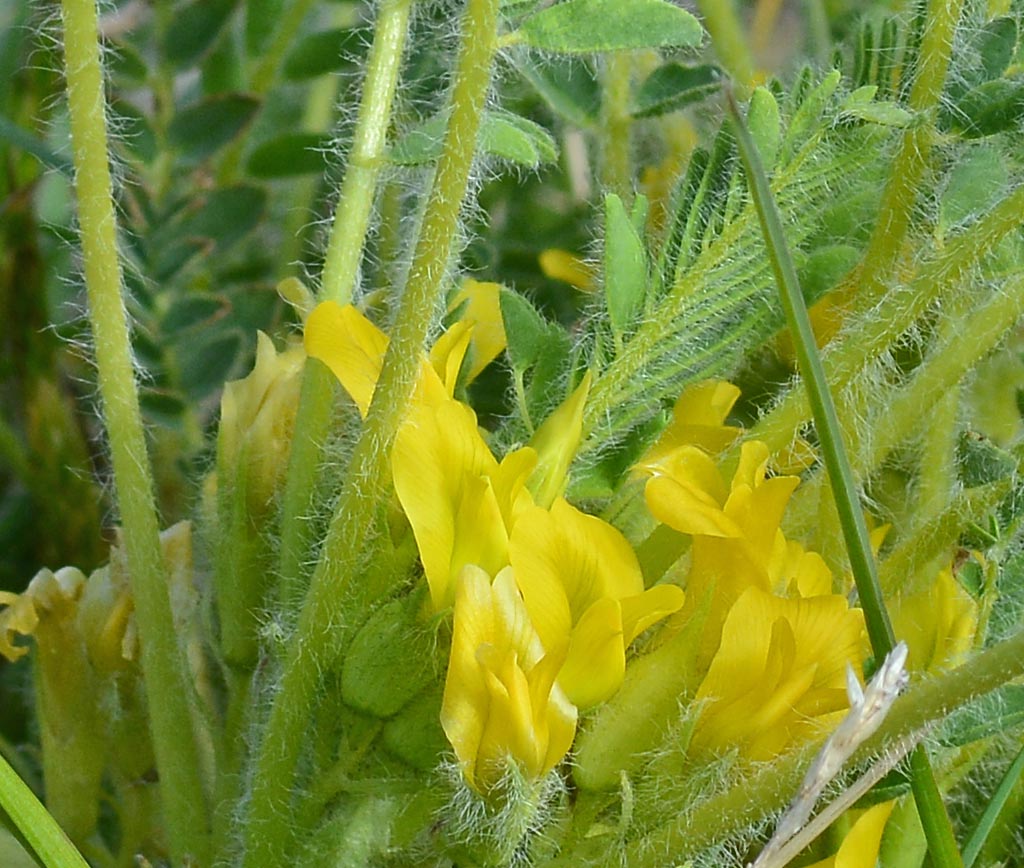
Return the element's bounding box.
[859,0,965,301]
[695,0,756,95]
[600,52,633,198]
[59,0,210,862]
[625,627,1024,865]
[729,90,962,866]
[276,0,414,612]
[241,1,500,862]
[750,184,1024,458]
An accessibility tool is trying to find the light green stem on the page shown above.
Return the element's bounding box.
[59,0,210,863]
[625,627,1024,866]
[695,0,756,95]
[242,1,500,863]
[600,52,633,198]
[859,0,965,301]
[276,0,415,611]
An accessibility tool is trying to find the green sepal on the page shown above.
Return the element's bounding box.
[380,687,448,770]
[746,86,781,171]
[603,193,647,340]
[341,596,437,718]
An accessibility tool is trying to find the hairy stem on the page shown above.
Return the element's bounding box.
[600,51,633,198]
[276,0,415,612]
[59,0,210,862]
[241,1,500,862]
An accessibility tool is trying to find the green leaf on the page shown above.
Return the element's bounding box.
[941,685,1024,747]
[962,744,1024,868]
[957,432,1016,488]
[939,145,1009,229]
[518,56,600,127]
[390,109,557,167]
[604,193,647,337]
[162,296,230,335]
[500,286,551,373]
[974,16,1018,83]
[283,28,367,80]
[109,40,148,83]
[948,79,1024,138]
[246,133,333,178]
[0,115,73,176]
[162,0,238,68]
[746,86,781,170]
[110,99,157,164]
[480,110,558,166]
[167,94,260,160]
[513,0,703,54]
[178,331,245,400]
[631,63,720,118]
[779,68,841,165]
[841,88,913,127]
[245,0,285,58]
[188,185,268,251]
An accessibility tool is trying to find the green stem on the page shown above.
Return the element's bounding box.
[749,184,1024,458]
[59,0,210,863]
[600,52,633,198]
[624,627,1024,866]
[859,0,965,302]
[695,0,756,95]
[242,1,500,863]
[0,751,91,868]
[276,0,415,611]
[728,90,962,866]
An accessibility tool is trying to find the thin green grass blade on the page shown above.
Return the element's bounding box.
[962,744,1024,868]
[0,752,90,868]
[726,87,964,868]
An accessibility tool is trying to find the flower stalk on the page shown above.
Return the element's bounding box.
[58,0,210,863]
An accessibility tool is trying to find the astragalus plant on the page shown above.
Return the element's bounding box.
[3,0,1024,866]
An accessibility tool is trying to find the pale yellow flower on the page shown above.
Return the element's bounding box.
[805,801,895,868]
[892,567,978,673]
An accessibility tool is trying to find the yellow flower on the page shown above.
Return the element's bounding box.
[441,565,577,794]
[448,279,508,382]
[538,249,596,291]
[510,497,684,709]
[892,567,978,673]
[636,379,743,473]
[691,586,867,760]
[645,440,800,656]
[304,300,481,420]
[805,801,895,868]
[219,331,305,516]
[0,568,85,662]
[392,397,536,611]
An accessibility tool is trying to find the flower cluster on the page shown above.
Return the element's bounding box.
[304,290,684,795]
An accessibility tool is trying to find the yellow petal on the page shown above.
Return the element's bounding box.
[539,248,596,291]
[392,400,506,610]
[806,801,896,868]
[620,583,686,645]
[527,371,592,508]
[558,597,626,709]
[448,279,507,382]
[429,318,474,396]
[304,301,387,418]
[638,380,743,468]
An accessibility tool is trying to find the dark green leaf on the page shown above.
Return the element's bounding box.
[162,0,238,68]
[948,79,1024,138]
[631,63,720,118]
[245,0,285,58]
[0,115,72,176]
[178,331,246,400]
[500,287,551,372]
[162,296,230,335]
[940,145,1009,229]
[167,94,261,160]
[514,0,703,54]
[110,99,157,164]
[975,16,1018,83]
[283,28,367,79]
[519,56,600,127]
[604,193,647,337]
[139,389,189,427]
[246,133,333,178]
[108,41,148,83]
[186,185,268,251]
